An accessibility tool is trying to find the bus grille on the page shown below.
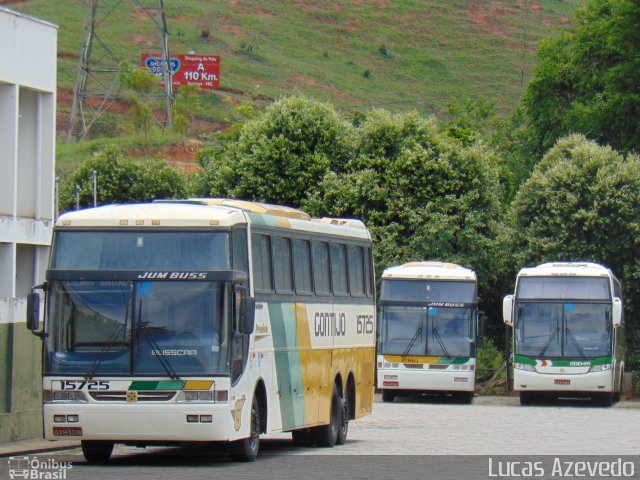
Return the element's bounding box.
[89,391,177,402]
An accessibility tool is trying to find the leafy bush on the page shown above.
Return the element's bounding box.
[476,338,504,384]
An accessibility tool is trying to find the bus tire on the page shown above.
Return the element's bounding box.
[291,428,313,447]
[457,391,474,404]
[81,440,114,463]
[382,390,395,403]
[313,387,340,448]
[519,391,533,406]
[613,367,623,402]
[336,395,349,445]
[230,395,261,461]
[596,392,613,407]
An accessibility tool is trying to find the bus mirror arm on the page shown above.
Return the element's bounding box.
[612,297,622,327]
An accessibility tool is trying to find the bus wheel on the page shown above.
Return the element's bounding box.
[519,392,533,406]
[313,388,340,447]
[291,428,313,447]
[595,392,613,407]
[81,440,114,463]
[457,391,474,404]
[230,395,261,461]
[382,390,395,403]
[336,395,349,445]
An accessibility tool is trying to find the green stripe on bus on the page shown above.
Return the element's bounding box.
[129,380,184,391]
[514,355,612,367]
[439,357,469,365]
[269,303,305,430]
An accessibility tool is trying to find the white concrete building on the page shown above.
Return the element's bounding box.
[0,6,57,441]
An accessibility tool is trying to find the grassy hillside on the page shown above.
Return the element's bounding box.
[14,0,581,120]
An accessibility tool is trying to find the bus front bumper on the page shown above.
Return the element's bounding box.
[513,369,613,393]
[43,402,237,443]
[377,368,475,393]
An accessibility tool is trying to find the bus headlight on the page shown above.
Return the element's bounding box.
[590,363,612,373]
[514,363,535,372]
[179,390,227,403]
[49,391,87,403]
[181,391,214,402]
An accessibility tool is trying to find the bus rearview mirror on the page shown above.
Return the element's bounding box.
[243,297,256,334]
[26,292,40,331]
[612,297,622,327]
[502,295,513,326]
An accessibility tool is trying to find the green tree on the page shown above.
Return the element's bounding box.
[196,96,355,205]
[119,62,162,145]
[304,110,505,305]
[523,0,640,158]
[507,134,640,329]
[59,145,185,211]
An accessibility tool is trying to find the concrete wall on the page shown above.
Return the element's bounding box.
[0,7,57,442]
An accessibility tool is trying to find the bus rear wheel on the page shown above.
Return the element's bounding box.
[313,387,340,447]
[336,395,349,445]
[230,395,261,461]
[81,440,114,463]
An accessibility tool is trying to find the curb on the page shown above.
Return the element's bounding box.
[0,440,80,458]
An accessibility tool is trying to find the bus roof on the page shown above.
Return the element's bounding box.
[518,262,613,278]
[56,199,371,240]
[381,261,476,281]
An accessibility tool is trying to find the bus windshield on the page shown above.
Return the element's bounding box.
[51,231,230,270]
[45,280,230,375]
[380,305,475,357]
[381,280,476,304]
[515,302,612,358]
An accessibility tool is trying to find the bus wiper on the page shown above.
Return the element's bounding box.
[85,322,126,380]
[565,327,586,358]
[402,327,422,356]
[136,301,181,381]
[85,294,132,380]
[538,326,560,357]
[432,327,451,358]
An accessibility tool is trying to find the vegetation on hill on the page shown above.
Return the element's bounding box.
[14,0,581,137]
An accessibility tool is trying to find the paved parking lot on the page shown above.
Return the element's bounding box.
[258,394,640,456]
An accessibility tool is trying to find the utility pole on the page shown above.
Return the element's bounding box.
[68,0,173,141]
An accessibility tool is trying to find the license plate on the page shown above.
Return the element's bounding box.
[383,381,399,387]
[554,379,570,385]
[53,426,82,436]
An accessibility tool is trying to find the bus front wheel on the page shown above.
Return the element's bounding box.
[519,391,533,406]
[81,440,114,463]
[230,395,261,461]
[382,390,395,403]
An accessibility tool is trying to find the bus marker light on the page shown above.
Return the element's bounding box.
[66,415,79,423]
[454,377,468,382]
[200,415,213,423]
[187,415,199,423]
[215,390,228,402]
[54,415,66,423]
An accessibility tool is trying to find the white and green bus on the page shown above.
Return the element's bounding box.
[377,262,478,404]
[27,199,376,461]
[503,262,625,406]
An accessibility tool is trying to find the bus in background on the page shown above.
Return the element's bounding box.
[377,262,478,404]
[503,262,625,406]
[27,199,376,462]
